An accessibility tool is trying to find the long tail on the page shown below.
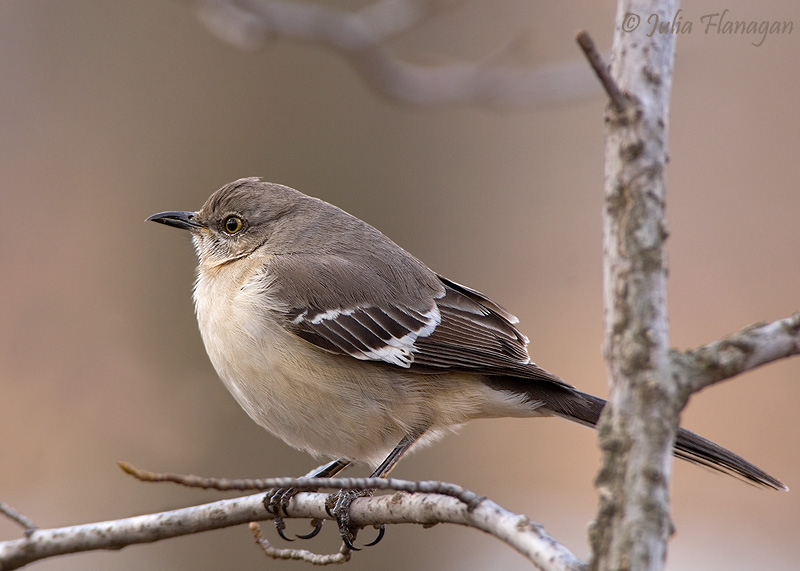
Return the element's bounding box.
[533,383,787,490]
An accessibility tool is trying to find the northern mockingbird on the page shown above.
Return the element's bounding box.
[148,177,784,545]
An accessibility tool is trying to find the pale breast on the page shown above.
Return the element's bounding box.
[193,261,424,464]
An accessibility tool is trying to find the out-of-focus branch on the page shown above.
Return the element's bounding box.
[192,0,599,106]
[0,467,586,571]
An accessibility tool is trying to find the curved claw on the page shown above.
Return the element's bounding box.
[363,525,386,547]
[264,488,303,542]
[341,531,361,552]
[274,517,295,542]
[296,519,324,540]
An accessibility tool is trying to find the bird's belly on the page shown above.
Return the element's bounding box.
[194,281,416,465]
[214,338,424,465]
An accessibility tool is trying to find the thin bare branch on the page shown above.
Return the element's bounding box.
[0,504,37,537]
[0,493,265,571]
[117,462,584,569]
[575,30,626,112]
[118,461,485,507]
[192,0,598,106]
[0,486,585,571]
[250,522,352,565]
[676,313,800,393]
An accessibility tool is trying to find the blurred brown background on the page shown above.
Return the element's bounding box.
[1,1,798,569]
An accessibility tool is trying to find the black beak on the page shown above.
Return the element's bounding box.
[146,211,204,231]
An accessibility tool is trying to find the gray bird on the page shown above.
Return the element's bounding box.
[148,177,785,546]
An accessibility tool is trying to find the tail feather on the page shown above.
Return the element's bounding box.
[672,428,787,490]
[514,381,787,491]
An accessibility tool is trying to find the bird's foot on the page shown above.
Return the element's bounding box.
[263,488,325,541]
[325,489,385,550]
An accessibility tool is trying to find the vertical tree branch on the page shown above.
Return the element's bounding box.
[590,2,680,570]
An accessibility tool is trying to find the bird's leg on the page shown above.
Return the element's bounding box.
[326,429,426,550]
[264,458,351,541]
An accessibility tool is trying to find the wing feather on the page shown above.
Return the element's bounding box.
[284,269,569,386]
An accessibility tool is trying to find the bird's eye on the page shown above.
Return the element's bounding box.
[223,216,244,235]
